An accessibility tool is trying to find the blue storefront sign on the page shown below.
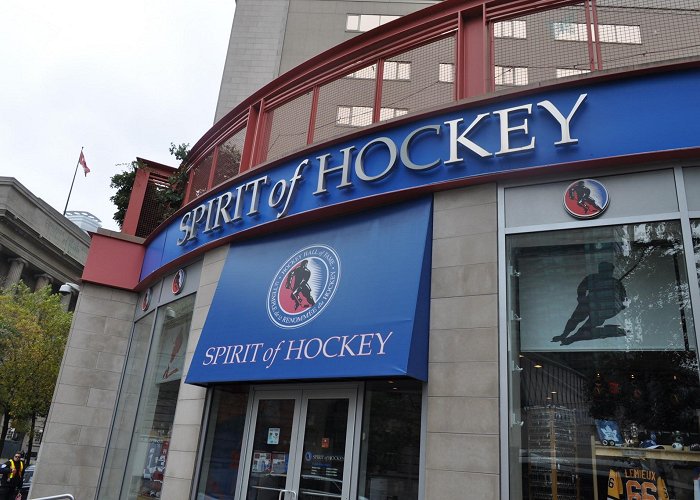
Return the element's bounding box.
[186,198,432,384]
[141,68,700,282]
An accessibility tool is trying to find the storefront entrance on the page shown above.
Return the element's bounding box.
[238,385,359,500]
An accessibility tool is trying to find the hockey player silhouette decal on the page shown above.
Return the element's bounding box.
[285,260,316,310]
[552,262,628,345]
[563,179,609,219]
[268,245,341,329]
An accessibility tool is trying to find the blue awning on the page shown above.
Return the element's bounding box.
[186,198,432,385]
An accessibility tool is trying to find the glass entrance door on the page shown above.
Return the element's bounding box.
[239,386,358,500]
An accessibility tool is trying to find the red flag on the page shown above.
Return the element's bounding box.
[79,151,90,176]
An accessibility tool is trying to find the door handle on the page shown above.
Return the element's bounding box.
[278,489,297,500]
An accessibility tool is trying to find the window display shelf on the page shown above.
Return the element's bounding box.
[594,444,700,463]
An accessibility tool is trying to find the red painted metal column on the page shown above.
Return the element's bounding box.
[372,59,386,123]
[459,5,488,100]
[121,168,151,236]
[240,104,260,172]
[590,0,603,70]
[307,86,320,145]
[206,146,220,191]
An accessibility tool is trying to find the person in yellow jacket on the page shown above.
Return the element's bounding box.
[0,453,24,500]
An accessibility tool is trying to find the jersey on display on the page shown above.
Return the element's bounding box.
[607,467,669,500]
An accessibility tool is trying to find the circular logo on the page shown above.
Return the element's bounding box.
[172,269,186,295]
[267,245,341,329]
[563,179,609,219]
[141,288,151,311]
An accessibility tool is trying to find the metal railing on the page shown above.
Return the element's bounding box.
[32,494,75,500]
[180,0,700,209]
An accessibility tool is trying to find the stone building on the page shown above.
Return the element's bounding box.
[33,1,700,499]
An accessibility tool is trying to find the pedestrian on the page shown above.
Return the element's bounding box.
[0,452,25,500]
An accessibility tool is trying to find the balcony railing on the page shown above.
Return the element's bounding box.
[182,0,700,206]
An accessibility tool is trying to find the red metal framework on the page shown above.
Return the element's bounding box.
[178,0,700,207]
[122,159,177,238]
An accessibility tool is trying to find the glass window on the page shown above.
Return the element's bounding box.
[358,14,380,32]
[357,380,422,500]
[346,64,377,80]
[336,106,373,126]
[556,68,590,78]
[384,61,411,81]
[346,14,401,33]
[507,222,700,500]
[553,22,588,42]
[495,66,529,86]
[97,312,155,500]
[346,14,360,31]
[197,386,250,500]
[693,220,700,283]
[379,107,408,122]
[439,63,454,83]
[120,294,196,499]
[495,20,527,39]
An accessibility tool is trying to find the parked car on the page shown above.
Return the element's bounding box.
[19,464,35,500]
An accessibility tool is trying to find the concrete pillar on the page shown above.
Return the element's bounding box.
[6,258,28,286]
[35,273,53,291]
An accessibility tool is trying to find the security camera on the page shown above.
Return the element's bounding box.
[59,283,80,295]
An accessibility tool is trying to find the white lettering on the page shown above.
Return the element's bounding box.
[444,114,491,164]
[355,137,397,182]
[314,147,355,195]
[537,93,587,145]
[401,125,441,170]
[493,104,535,155]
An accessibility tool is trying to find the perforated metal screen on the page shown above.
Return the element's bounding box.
[265,92,313,163]
[189,151,214,200]
[213,128,246,188]
[492,1,700,90]
[380,35,456,118]
[314,67,377,144]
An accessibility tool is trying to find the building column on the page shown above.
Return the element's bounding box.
[5,258,28,286]
[35,274,53,291]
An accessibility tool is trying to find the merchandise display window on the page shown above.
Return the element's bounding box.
[196,386,250,500]
[119,294,195,500]
[98,312,155,500]
[692,220,700,283]
[507,221,700,500]
[357,380,422,500]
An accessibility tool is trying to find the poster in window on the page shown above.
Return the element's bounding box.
[516,224,693,352]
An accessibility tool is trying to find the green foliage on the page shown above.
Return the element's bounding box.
[0,284,72,454]
[109,162,139,228]
[110,143,191,228]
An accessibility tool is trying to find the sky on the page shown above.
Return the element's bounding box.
[1,1,236,231]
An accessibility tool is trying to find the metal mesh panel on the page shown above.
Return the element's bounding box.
[595,1,700,69]
[213,127,245,187]
[135,172,170,238]
[492,1,700,91]
[313,65,377,144]
[265,92,313,163]
[189,151,214,200]
[492,4,591,91]
[380,35,456,118]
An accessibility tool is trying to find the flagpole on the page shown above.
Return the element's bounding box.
[63,147,83,216]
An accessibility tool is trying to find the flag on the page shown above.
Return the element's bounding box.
[79,151,90,176]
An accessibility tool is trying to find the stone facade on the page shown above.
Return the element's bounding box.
[426,184,499,499]
[32,284,137,499]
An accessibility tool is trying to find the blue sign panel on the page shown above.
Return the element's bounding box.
[142,68,700,282]
[186,198,432,384]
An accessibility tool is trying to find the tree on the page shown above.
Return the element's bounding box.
[0,284,72,462]
[110,143,190,228]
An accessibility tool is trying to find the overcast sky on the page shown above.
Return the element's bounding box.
[1,1,236,230]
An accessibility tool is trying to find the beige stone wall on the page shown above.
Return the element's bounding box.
[426,184,500,500]
[32,283,137,500]
[159,245,229,500]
